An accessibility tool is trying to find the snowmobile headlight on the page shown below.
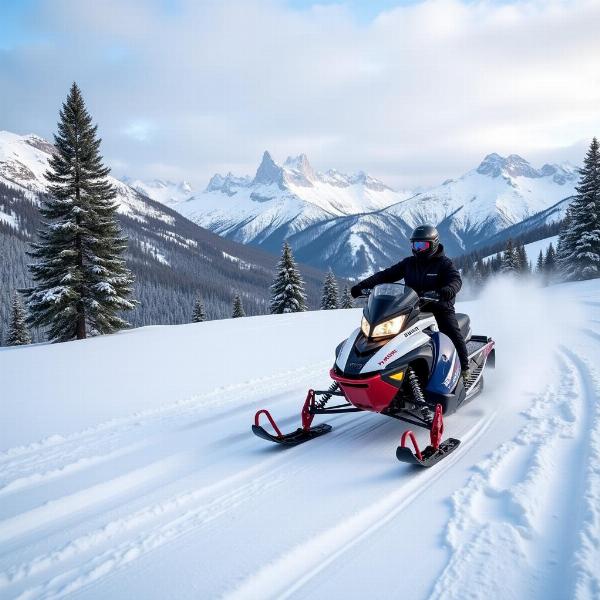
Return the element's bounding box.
[371,315,406,339]
[361,316,370,337]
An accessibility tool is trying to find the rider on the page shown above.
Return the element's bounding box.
[350,224,470,380]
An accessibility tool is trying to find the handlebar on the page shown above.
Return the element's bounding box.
[355,288,441,302]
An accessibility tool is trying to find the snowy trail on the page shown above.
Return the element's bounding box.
[1,279,599,599]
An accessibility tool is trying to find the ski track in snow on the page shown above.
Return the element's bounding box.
[222,411,497,600]
[0,281,599,599]
[428,339,600,600]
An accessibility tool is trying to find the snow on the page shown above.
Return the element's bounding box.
[164,150,578,277]
[169,151,412,246]
[222,251,252,270]
[124,178,194,207]
[139,241,169,266]
[522,234,560,263]
[387,162,577,236]
[483,235,559,265]
[0,131,176,227]
[0,209,18,229]
[1,278,599,598]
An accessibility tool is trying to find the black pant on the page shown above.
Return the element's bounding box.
[432,308,469,371]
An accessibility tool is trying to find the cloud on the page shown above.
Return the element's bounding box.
[1,0,599,189]
[122,119,156,142]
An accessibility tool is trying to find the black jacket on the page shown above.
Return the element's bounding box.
[356,244,462,310]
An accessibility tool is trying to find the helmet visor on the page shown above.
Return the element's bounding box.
[412,240,431,252]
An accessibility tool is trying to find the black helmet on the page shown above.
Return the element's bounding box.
[410,224,439,257]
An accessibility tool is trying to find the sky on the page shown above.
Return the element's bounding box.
[1,0,599,190]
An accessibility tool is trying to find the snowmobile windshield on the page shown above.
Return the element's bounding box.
[361,284,419,339]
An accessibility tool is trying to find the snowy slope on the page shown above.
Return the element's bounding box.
[388,154,577,241]
[523,235,559,262]
[0,130,176,229]
[483,235,560,265]
[1,278,599,599]
[123,178,195,207]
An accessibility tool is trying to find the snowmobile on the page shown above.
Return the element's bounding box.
[252,283,495,467]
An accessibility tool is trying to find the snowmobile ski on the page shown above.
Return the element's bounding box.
[395,404,460,467]
[252,422,332,446]
[396,434,460,467]
[252,403,332,447]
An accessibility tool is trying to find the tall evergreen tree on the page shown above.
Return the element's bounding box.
[320,269,339,310]
[557,137,600,280]
[476,258,488,280]
[6,291,31,346]
[192,295,207,322]
[502,240,519,273]
[340,285,354,309]
[269,242,307,313]
[492,252,503,273]
[544,243,556,274]
[517,244,529,273]
[536,250,544,273]
[26,83,136,341]
[471,263,484,287]
[232,293,245,318]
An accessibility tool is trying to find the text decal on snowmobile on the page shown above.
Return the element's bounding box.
[378,349,398,366]
[403,325,419,338]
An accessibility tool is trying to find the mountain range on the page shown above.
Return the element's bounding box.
[0,131,326,342]
[131,151,578,279]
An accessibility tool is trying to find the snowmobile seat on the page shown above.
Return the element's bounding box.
[455,313,471,341]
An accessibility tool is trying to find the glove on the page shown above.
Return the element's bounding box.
[439,286,455,301]
[350,284,364,299]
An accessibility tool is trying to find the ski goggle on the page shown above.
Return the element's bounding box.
[412,240,431,252]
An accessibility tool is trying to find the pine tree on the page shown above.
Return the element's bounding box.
[502,240,519,273]
[6,292,32,346]
[25,83,136,341]
[536,250,544,273]
[492,252,503,273]
[269,242,307,313]
[471,264,484,287]
[192,296,207,322]
[517,244,529,273]
[476,258,488,280]
[320,269,339,310]
[557,137,600,280]
[544,243,556,274]
[340,285,354,309]
[232,293,245,318]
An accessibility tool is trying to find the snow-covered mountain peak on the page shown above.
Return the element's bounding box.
[205,172,252,196]
[476,153,537,178]
[0,130,177,226]
[349,171,393,192]
[125,178,197,206]
[539,162,578,185]
[503,154,540,178]
[284,153,311,172]
[23,133,57,156]
[283,153,316,187]
[475,152,576,183]
[0,131,55,192]
[253,150,284,187]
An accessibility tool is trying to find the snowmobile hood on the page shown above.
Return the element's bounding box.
[362,284,419,334]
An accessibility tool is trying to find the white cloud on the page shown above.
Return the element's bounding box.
[1,0,599,189]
